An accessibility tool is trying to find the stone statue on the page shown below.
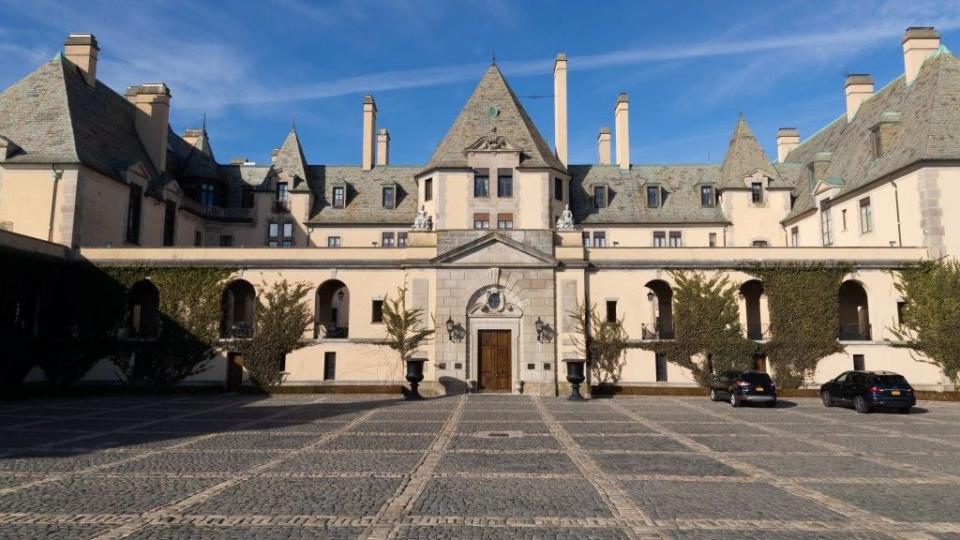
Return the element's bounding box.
[411,205,432,231]
[556,204,575,230]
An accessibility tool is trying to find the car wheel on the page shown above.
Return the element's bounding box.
[897,407,911,414]
[730,392,740,407]
[821,391,833,408]
[765,400,777,408]
[709,389,718,402]
[854,395,871,414]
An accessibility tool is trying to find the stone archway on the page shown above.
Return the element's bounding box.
[466,286,523,393]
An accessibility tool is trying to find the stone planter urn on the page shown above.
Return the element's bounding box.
[404,358,428,400]
[563,358,587,401]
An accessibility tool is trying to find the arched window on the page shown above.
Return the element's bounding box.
[315,280,349,339]
[128,280,160,338]
[221,280,256,338]
[739,280,765,340]
[643,280,674,339]
[839,281,871,340]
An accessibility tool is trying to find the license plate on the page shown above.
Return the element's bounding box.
[891,390,901,396]
[755,386,764,392]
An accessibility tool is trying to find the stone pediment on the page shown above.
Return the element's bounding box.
[465,133,520,154]
[432,232,556,267]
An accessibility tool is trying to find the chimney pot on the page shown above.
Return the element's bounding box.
[376,128,390,166]
[63,33,99,87]
[902,26,940,85]
[614,93,629,170]
[844,74,874,122]
[775,127,800,162]
[597,128,612,165]
[362,95,377,170]
[553,53,568,167]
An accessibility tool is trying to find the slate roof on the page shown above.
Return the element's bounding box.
[783,48,960,222]
[273,128,308,188]
[718,116,781,189]
[569,164,729,224]
[304,165,419,225]
[424,64,564,172]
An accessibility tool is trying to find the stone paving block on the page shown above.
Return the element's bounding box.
[810,483,960,522]
[348,421,445,434]
[437,451,576,474]
[734,454,915,478]
[456,421,550,434]
[688,435,823,453]
[125,525,365,540]
[180,433,317,450]
[0,524,112,540]
[413,477,611,517]
[665,531,876,539]
[656,422,766,435]
[821,435,959,454]
[191,477,401,516]
[573,435,691,452]
[0,430,83,449]
[324,434,436,451]
[560,421,654,434]
[396,526,630,539]
[269,451,425,474]
[103,450,279,474]
[621,480,847,522]
[0,476,219,513]
[68,432,194,450]
[0,449,139,473]
[449,434,561,450]
[595,453,742,477]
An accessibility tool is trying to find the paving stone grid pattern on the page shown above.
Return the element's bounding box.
[1,395,960,539]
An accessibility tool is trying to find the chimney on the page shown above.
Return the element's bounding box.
[362,95,377,171]
[376,128,390,166]
[597,127,612,165]
[553,53,568,167]
[614,93,630,170]
[125,83,171,172]
[775,128,800,162]
[844,74,874,121]
[63,33,99,87]
[903,26,940,85]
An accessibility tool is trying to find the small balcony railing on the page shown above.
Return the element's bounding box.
[641,323,674,340]
[839,323,872,341]
[747,323,771,341]
[273,199,291,213]
[314,323,349,340]
[181,198,253,220]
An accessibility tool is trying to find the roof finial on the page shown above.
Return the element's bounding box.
[291,113,296,131]
[492,47,496,66]
[202,112,207,131]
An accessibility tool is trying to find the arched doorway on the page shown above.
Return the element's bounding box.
[316,280,349,338]
[739,280,765,340]
[221,280,255,338]
[128,280,160,338]
[644,280,674,339]
[839,281,870,340]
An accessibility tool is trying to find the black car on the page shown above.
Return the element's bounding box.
[820,371,916,413]
[709,370,777,407]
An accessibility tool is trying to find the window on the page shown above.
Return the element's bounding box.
[382,186,395,209]
[327,236,341,248]
[497,169,513,197]
[474,169,489,197]
[646,186,660,208]
[820,198,833,246]
[126,184,142,244]
[473,213,489,229]
[853,354,865,371]
[200,183,216,206]
[859,197,873,233]
[241,188,254,208]
[700,186,715,208]
[653,231,666,247]
[594,185,607,208]
[709,232,717,247]
[372,300,384,323]
[323,352,336,381]
[752,240,768,247]
[275,182,290,212]
[381,231,395,248]
[790,226,799,247]
[162,201,176,247]
[655,352,668,382]
[193,230,202,247]
[219,235,233,247]
[332,186,345,208]
[582,231,590,247]
[424,178,433,201]
[841,209,848,231]
[606,300,617,323]
[497,213,514,229]
[281,222,294,247]
[871,128,882,159]
[897,301,907,324]
[268,221,279,247]
[668,231,682,247]
[750,182,763,203]
[592,231,607,247]
[397,232,408,248]
[554,177,563,201]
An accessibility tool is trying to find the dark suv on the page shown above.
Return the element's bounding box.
[820,371,916,414]
[709,370,777,408]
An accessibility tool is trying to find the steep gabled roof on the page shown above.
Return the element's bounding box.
[424,64,563,172]
[719,116,778,188]
[273,128,308,188]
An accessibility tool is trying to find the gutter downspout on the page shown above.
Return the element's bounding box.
[48,164,63,242]
[892,181,903,246]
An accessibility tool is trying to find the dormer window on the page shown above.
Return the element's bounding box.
[332,186,345,208]
[700,186,715,208]
[424,178,433,201]
[200,183,216,207]
[870,127,882,159]
[646,186,660,208]
[750,182,763,204]
[382,186,396,209]
[594,185,607,208]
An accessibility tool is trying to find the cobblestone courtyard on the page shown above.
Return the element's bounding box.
[1,394,959,539]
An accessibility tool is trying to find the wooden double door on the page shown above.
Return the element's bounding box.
[478,330,512,392]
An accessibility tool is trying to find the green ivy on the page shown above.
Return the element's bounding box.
[890,260,960,384]
[749,263,849,388]
[236,280,313,387]
[639,271,758,387]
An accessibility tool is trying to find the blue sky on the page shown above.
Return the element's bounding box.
[2,0,960,167]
